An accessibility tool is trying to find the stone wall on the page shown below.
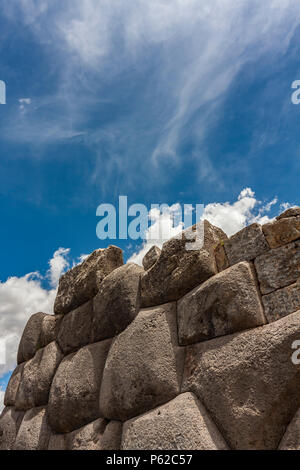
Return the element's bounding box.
[1,209,300,450]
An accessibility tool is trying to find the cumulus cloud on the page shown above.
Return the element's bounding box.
[128,187,293,264]
[0,248,70,379]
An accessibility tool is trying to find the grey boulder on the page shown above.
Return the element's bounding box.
[14,406,51,450]
[57,300,93,354]
[0,407,24,450]
[224,223,269,266]
[142,246,161,271]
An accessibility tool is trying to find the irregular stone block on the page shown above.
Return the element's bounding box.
[48,339,111,433]
[48,434,66,450]
[0,407,24,450]
[141,221,227,308]
[177,262,266,345]
[278,407,300,450]
[54,246,123,315]
[142,246,161,271]
[67,419,122,450]
[255,240,300,294]
[57,300,93,354]
[14,406,51,450]
[39,314,58,348]
[122,392,228,450]
[93,264,144,342]
[262,216,300,248]
[17,312,46,364]
[15,342,63,410]
[4,363,24,407]
[99,303,185,421]
[224,223,269,266]
[182,310,300,450]
[276,207,300,220]
[214,242,229,272]
[262,280,300,322]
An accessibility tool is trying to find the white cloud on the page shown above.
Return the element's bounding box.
[128,188,292,265]
[0,248,70,381]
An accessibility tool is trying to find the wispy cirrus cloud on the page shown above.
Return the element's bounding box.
[2,0,300,186]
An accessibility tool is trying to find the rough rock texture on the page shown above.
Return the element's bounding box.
[255,240,300,294]
[17,312,49,364]
[262,216,300,248]
[4,363,24,407]
[214,242,229,272]
[276,206,300,220]
[48,340,111,433]
[122,393,228,450]
[278,408,300,450]
[177,262,266,345]
[54,246,123,315]
[15,342,63,410]
[141,221,227,307]
[2,212,300,451]
[262,280,300,322]
[142,246,161,270]
[224,223,269,266]
[182,311,300,450]
[99,303,185,421]
[14,406,51,450]
[0,408,24,450]
[57,300,93,354]
[93,264,144,342]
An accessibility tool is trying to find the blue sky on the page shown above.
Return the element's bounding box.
[1,0,300,402]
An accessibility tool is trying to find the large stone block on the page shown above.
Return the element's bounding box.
[48,339,111,433]
[4,363,24,407]
[276,207,300,220]
[17,312,57,364]
[57,300,93,354]
[54,246,123,315]
[224,223,269,266]
[14,407,51,450]
[0,407,24,450]
[99,303,185,421]
[262,216,300,248]
[262,280,300,322]
[278,408,300,450]
[182,310,300,450]
[141,221,227,308]
[48,420,122,451]
[122,393,228,450]
[15,341,63,410]
[254,240,300,294]
[93,264,144,342]
[177,262,266,345]
[142,246,161,271]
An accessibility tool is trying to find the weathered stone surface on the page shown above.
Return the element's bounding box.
[17,312,46,364]
[57,300,93,354]
[262,216,300,248]
[4,363,24,407]
[278,408,300,450]
[141,221,227,308]
[0,407,24,450]
[39,314,57,348]
[67,419,122,450]
[182,310,300,450]
[276,207,300,220]
[16,341,63,410]
[177,262,266,345]
[255,240,300,294]
[48,434,66,450]
[214,242,229,272]
[122,393,228,450]
[142,246,161,271]
[262,280,300,322]
[100,303,185,421]
[54,246,123,315]
[14,406,51,450]
[224,223,270,266]
[93,264,144,342]
[48,339,111,433]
